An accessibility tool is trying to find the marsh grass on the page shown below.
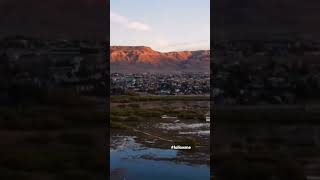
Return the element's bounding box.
[110,104,207,123]
[111,95,209,103]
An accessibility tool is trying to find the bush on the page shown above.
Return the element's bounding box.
[110,108,133,116]
[128,103,140,108]
[117,104,126,108]
[135,109,162,117]
[125,115,142,122]
[118,99,130,103]
[178,110,204,120]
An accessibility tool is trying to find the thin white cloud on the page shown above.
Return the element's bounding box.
[152,39,210,52]
[111,11,151,31]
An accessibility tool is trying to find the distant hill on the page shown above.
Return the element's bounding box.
[110,46,210,73]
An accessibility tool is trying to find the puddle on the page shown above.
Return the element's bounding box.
[158,123,210,130]
[179,130,210,135]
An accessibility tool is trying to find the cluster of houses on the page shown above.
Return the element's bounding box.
[111,73,210,95]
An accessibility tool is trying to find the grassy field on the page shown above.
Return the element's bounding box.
[110,96,209,129]
[110,95,210,103]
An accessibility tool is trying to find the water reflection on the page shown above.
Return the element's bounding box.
[110,136,210,180]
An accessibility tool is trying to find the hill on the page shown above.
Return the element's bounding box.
[110,46,210,73]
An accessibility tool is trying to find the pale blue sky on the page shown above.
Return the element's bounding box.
[110,0,210,52]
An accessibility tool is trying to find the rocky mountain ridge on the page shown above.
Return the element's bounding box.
[110,46,210,73]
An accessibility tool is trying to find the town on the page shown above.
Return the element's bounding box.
[111,72,210,95]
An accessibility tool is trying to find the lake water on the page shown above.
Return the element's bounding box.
[110,136,210,180]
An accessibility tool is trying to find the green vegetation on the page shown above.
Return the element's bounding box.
[128,103,140,108]
[125,115,143,122]
[110,103,207,125]
[111,95,209,103]
[177,110,205,120]
[117,104,127,108]
[175,138,197,149]
[110,114,122,121]
[135,110,162,118]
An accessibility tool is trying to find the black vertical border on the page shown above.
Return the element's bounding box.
[106,0,111,179]
[210,0,214,178]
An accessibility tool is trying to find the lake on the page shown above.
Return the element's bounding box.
[110,136,210,180]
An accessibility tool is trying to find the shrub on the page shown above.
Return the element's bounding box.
[110,108,133,116]
[136,110,162,117]
[125,115,142,122]
[128,103,140,108]
[117,104,126,108]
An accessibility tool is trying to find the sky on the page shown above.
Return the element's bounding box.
[110,0,210,52]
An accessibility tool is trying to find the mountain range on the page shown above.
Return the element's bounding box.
[110,46,210,73]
